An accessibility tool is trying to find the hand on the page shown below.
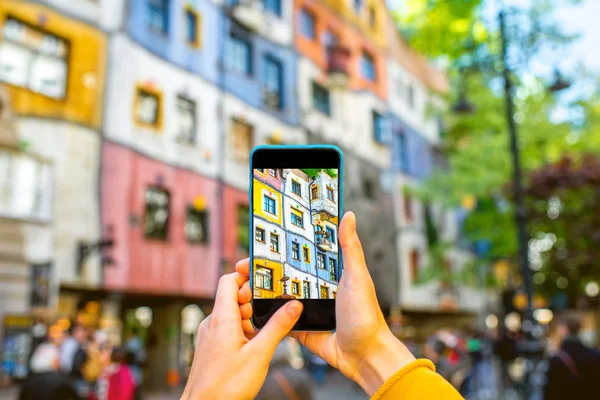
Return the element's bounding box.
[181,269,303,400]
[237,211,415,396]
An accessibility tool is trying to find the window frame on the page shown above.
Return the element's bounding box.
[326,185,335,202]
[300,8,316,40]
[231,118,254,163]
[302,246,310,262]
[291,242,300,260]
[291,179,302,196]
[226,32,253,76]
[320,285,329,299]
[360,51,376,82]
[263,55,284,110]
[143,186,171,241]
[148,0,170,36]
[0,17,70,101]
[175,94,197,145]
[312,81,331,116]
[263,195,277,216]
[311,185,319,200]
[329,258,337,281]
[184,5,202,48]
[270,232,280,253]
[268,169,277,177]
[290,209,304,228]
[255,226,265,242]
[134,84,164,131]
[317,252,326,269]
[185,206,209,244]
[255,266,274,290]
[326,226,335,244]
[263,0,283,17]
[292,281,300,295]
[303,281,311,298]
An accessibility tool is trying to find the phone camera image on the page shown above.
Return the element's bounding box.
[252,168,341,301]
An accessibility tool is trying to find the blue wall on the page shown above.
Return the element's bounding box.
[128,0,222,85]
[222,17,300,125]
[390,115,433,180]
[286,232,316,275]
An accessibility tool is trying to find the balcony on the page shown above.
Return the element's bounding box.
[230,0,264,32]
[327,45,351,89]
[316,237,332,252]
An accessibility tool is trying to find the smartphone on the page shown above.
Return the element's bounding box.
[249,145,343,331]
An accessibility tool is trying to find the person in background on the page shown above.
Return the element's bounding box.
[96,346,136,400]
[21,326,78,400]
[544,314,600,400]
[83,331,109,387]
[60,323,87,373]
[68,324,91,398]
[124,327,146,386]
[181,212,462,400]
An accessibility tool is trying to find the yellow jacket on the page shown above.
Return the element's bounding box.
[371,359,463,400]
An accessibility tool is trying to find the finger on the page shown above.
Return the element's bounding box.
[242,319,258,337]
[339,212,368,277]
[240,303,253,320]
[213,273,248,316]
[235,258,250,276]
[247,301,303,357]
[238,281,252,305]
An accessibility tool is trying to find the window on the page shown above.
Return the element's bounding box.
[135,86,162,129]
[333,291,337,299]
[231,118,254,162]
[263,0,282,16]
[257,168,265,174]
[185,7,201,47]
[263,195,276,215]
[369,6,376,27]
[410,249,420,281]
[300,9,316,40]
[407,84,415,109]
[0,18,69,99]
[269,169,277,177]
[263,56,283,110]
[270,233,280,252]
[363,178,375,200]
[321,29,339,48]
[185,206,208,243]
[326,186,334,202]
[0,151,52,221]
[176,95,196,144]
[353,0,362,13]
[144,187,170,240]
[326,227,335,244]
[292,281,300,295]
[255,227,265,242]
[312,82,331,116]
[320,285,329,299]
[292,242,300,260]
[291,180,301,196]
[311,186,319,200]
[237,205,250,252]
[329,258,337,281]
[303,281,311,298]
[148,0,169,35]
[291,210,303,227]
[404,193,413,222]
[225,33,252,75]
[255,266,273,290]
[317,253,326,269]
[361,52,376,81]
[372,111,389,144]
[394,132,408,173]
[303,247,310,262]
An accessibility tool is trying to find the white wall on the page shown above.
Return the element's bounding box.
[40,0,125,31]
[388,62,443,146]
[283,200,314,242]
[223,94,305,191]
[298,57,390,168]
[18,119,102,305]
[253,217,286,263]
[104,34,221,179]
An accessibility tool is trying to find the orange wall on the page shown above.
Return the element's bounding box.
[294,0,387,100]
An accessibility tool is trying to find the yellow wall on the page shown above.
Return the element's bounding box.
[253,179,283,226]
[0,1,107,129]
[253,259,283,299]
[323,0,387,49]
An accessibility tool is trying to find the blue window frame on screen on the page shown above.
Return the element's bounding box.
[225,34,252,75]
[326,227,335,244]
[148,0,169,35]
[300,9,316,40]
[263,196,276,215]
[185,9,198,45]
[361,52,376,81]
[264,0,282,16]
[263,56,283,110]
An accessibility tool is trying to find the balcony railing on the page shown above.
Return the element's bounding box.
[316,237,332,252]
[230,0,264,32]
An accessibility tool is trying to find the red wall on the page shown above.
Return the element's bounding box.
[101,142,220,298]
[222,185,249,274]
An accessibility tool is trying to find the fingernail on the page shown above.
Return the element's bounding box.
[347,211,356,232]
[286,301,302,318]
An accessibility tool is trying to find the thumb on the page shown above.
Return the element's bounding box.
[339,211,368,277]
[249,301,303,357]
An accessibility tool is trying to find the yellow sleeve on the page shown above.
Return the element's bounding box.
[370,359,463,400]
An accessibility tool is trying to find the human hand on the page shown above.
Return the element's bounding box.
[180,269,303,400]
[238,212,415,395]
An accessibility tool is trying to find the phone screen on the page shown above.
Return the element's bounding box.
[251,148,341,330]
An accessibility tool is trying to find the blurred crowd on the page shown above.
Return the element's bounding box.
[19,324,145,400]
